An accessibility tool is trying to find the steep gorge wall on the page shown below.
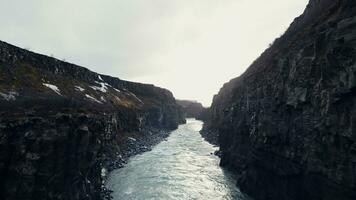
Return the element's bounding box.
[0,113,117,200]
[176,100,207,120]
[203,0,356,199]
[0,41,185,200]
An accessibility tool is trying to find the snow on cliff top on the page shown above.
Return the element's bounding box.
[43,83,61,95]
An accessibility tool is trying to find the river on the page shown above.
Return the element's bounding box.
[106,119,248,200]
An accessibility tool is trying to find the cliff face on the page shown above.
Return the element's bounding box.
[0,41,185,200]
[176,100,206,120]
[203,0,356,199]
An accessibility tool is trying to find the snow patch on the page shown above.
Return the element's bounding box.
[75,86,85,92]
[128,137,137,142]
[90,81,110,93]
[100,96,106,102]
[0,91,18,101]
[98,75,104,81]
[85,94,102,104]
[113,88,121,93]
[74,85,85,92]
[43,83,61,95]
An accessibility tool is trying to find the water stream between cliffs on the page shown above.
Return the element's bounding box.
[106,119,248,200]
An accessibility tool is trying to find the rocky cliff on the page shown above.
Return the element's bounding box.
[203,0,356,199]
[176,100,206,120]
[0,41,185,200]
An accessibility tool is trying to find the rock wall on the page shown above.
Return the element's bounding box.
[176,100,206,119]
[0,114,115,200]
[203,0,356,199]
[0,41,185,200]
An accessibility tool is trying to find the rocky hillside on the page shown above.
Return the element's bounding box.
[176,100,206,119]
[203,0,356,199]
[0,41,185,200]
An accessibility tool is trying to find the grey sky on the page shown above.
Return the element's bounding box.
[0,0,308,106]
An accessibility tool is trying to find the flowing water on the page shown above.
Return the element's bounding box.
[106,119,248,200]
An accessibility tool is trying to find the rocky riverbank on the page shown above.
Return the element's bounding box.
[202,0,356,200]
[101,126,177,200]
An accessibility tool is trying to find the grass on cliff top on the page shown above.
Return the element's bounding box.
[0,62,43,92]
[0,62,162,112]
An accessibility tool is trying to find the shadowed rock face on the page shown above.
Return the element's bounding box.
[203,0,356,199]
[176,100,207,120]
[0,41,185,200]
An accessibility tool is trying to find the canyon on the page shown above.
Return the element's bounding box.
[1,0,356,199]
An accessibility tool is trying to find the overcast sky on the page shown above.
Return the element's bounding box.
[0,0,308,106]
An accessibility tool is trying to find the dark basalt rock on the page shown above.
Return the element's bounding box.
[0,41,185,200]
[176,100,207,120]
[203,0,356,199]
